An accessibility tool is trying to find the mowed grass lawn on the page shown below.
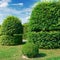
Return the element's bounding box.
[0,44,60,60]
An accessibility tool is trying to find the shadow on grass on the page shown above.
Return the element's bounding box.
[34,53,46,58]
[21,41,26,45]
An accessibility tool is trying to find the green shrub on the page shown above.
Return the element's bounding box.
[29,2,60,31]
[1,16,23,35]
[0,16,23,45]
[28,31,60,49]
[22,43,39,58]
[0,35,15,45]
[28,2,60,49]
[0,35,22,45]
[13,34,22,44]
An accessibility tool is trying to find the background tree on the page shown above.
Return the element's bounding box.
[23,23,28,40]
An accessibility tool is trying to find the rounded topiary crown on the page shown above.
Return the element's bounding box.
[29,2,60,31]
[1,16,23,35]
[22,43,39,58]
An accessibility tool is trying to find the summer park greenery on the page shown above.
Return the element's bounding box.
[0,1,60,60]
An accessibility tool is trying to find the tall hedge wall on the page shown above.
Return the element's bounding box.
[28,2,60,49]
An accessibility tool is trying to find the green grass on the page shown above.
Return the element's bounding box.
[46,57,60,60]
[0,45,60,60]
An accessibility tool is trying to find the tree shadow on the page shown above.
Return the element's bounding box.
[21,41,26,45]
[34,53,46,58]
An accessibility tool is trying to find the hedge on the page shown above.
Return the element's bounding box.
[22,43,39,58]
[0,16,23,45]
[1,16,23,35]
[27,31,60,49]
[28,2,60,49]
[0,35,15,45]
[0,34,22,45]
[29,2,60,31]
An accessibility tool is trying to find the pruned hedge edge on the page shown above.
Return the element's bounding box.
[27,31,60,49]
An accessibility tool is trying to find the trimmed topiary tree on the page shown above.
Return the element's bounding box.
[29,2,60,31]
[22,43,39,58]
[0,16,23,45]
[28,2,60,49]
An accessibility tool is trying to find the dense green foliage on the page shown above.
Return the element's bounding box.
[28,31,60,49]
[23,23,28,39]
[29,2,60,31]
[28,2,60,49]
[0,34,22,45]
[22,43,39,58]
[0,35,15,45]
[1,16,23,35]
[0,25,1,36]
[0,16,23,45]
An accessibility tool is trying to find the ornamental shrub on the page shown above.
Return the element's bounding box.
[13,34,22,44]
[22,43,39,58]
[28,2,60,49]
[0,34,22,45]
[29,2,60,31]
[1,16,23,35]
[0,35,15,45]
[0,16,23,45]
[27,31,60,49]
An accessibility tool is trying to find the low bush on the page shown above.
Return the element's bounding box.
[0,34,22,45]
[27,31,60,49]
[22,43,39,58]
[0,35,15,45]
